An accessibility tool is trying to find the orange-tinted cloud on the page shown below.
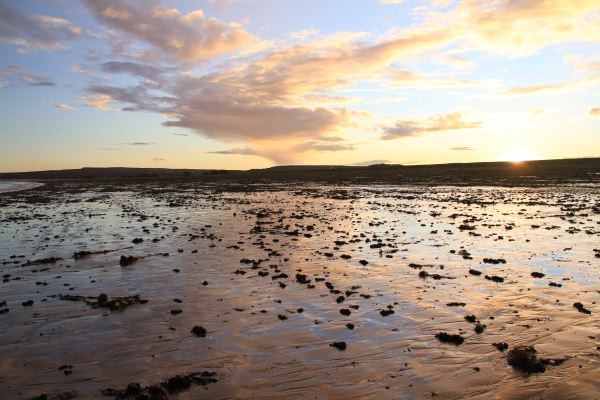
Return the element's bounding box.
[83,0,255,62]
[383,112,482,140]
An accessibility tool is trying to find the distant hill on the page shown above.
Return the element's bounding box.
[0,167,236,179]
[0,158,599,186]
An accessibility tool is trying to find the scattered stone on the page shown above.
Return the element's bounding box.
[573,302,592,314]
[484,275,504,283]
[507,345,545,373]
[119,255,139,266]
[464,315,477,323]
[101,371,217,399]
[58,293,147,311]
[191,326,207,337]
[493,342,509,352]
[330,341,347,351]
[435,332,465,345]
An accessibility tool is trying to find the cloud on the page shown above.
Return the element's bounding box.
[502,74,600,95]
[0,65,56,87]
[208,147,258,156]
[451,146,474,151]
[121,142,156,146]
[450,0,600,56]
[83,27,455,161]
[100,61,166,81]
[590,108,600,117]
[383,112,482,140]
[152,156,166,161]
[162,98,350,141]
[351,159,392,166]
[79,95,115,110]
[0,0,81,52]
[82,0,600,162]
[208,139,354,163]
[388,68,481,89]
[55,104,74,110]
[82,0,255,62]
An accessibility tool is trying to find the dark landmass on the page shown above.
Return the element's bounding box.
[0,157,599,186]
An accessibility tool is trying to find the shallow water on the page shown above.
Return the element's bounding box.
[0,181,44,194]
[0,182,599,399]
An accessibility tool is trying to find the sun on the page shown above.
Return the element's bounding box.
[500,148,537,163]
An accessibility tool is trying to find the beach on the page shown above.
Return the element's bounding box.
[0,179,598,399]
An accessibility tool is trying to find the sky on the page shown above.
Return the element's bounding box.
[0,0,599,172]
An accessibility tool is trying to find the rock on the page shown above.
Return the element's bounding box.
[58,365,73,375]
[507,345,545,373]
[119,255,138,266]
[339,308,351,316]
[435,332,465,345]
[191,325,206,337]
[483,258,506,264]
[97,293,108,305]
[531,272,545,278]
[573,302,592,314]
[493,342,509,352]
[58,293,147,311]
[101,372,217,399]
[469,269,482,276]
[295,273,310,284]
[484,275,504,283]
[330,341,347,351]
[464,315,477,323]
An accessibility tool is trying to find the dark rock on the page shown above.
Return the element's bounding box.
[464,315,477,323]
[507,345,545,373]
[493,342,509,352]
[191,325,206,337]
[330,341,347,351]
[484,275,504,283]
[119,255,138,266]
[573,302,592,314]
[435,332,465,345]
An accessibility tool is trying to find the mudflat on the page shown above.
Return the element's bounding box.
[0,174,599,399]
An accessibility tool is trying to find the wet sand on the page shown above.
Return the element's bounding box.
[0,181,599,399]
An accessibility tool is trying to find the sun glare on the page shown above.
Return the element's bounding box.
[500,149,537,163]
